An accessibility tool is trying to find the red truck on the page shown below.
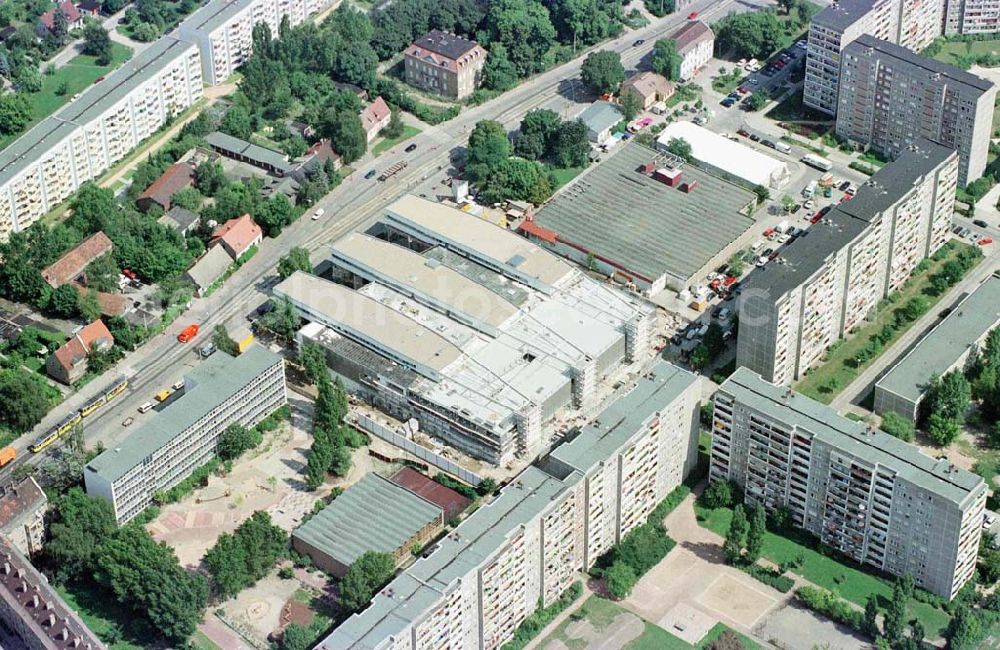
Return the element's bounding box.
[177,324,199,343]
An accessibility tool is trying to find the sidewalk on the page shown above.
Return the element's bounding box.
[523,579,594,650]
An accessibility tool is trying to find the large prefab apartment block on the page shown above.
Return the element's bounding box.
[804,0,946,116]
[319,362,700,650]
[836,34,996,186]
[875,272,1000,421]
[736,141,957,386]
[711,367,986,600]
[0,38,202,240]
[84,346,287,524]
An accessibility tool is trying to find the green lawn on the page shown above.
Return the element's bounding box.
[538,596,759,650]
[0,43,133,152]
[694,505,952,636]
[189,631,222,650]
[795,242,982,403]
[56,581,157,649]
[546,164,587,190]
[929,38,1000,67]
[371,125,422,157]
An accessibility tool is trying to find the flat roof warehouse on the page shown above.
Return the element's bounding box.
[528,141,756,293]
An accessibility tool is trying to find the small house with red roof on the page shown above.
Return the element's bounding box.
[46,319,114,384]
[136,162,196,213]
[360,97,391,143]
[212,214,262,261]
[37,0,83,36]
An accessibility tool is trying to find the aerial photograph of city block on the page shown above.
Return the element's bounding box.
[0,0,1000,648]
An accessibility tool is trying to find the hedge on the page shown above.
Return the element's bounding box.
[501,582,583,650]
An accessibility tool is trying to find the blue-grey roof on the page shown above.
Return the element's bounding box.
[85,346,283,483]
[722,367,985,505]
[577,101,622,134]
[293,474,443,567]
[204,131,293,173]
[850,34,995,93]
[0,37,194,188]
[876,273,1000,406]
[811,0,880,32]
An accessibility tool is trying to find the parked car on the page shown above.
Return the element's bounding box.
[762,140,776,149]
[721,97,736,107]
[122,417,134,427]
[687,10,698,18]
[749,134,760,142]
[974,219,989,228]
[981,237,994,245]
[311,207,325,221]
[791,204,802,214]
[737,129,750,137]
[838,180,851,191]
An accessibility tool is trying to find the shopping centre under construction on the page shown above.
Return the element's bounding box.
[274,195,659,466]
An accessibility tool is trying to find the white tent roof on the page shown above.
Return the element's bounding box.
[657,121,789,189]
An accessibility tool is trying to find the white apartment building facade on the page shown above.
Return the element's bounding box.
[944,0,1000,33]
[320,362,700,650]
[179,0,335,86]
[84,346,286,523]
[668,20,714,81]
[711,368,986,599]
[804,0,944,115]
[0,38,202,239]
[836,35,996,185]
[736,141,957,385]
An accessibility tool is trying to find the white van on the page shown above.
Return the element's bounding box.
[775,141,791,154]
[138,402,155,414]
[802,180,817,198]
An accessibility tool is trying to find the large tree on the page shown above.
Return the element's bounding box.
[465,120,511,181]
[0,370,51,433]
[45,488,117,582]
[723,504,747,564]
[714,11,783,60]
[580,50,625,95]
[515,109,561,160]
[81,23,113,65]
[550,119,591,168]
[484,0,557,77]
[321,109,366,164]
[0,91,31,135]
[651,39,682,80]
[339,551,396,611]
[204,511,287,597]
[94,525,209,643]
[278,247,312,279]
[745,505,766,563]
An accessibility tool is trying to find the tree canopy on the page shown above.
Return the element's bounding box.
[204,511,287,598]
[580,50,625,95]
[340,551,396,611]
[651,39,682,80]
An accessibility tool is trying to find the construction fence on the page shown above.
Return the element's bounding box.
[351,413,484,487]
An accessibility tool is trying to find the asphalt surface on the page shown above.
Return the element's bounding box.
[4,0,748,478]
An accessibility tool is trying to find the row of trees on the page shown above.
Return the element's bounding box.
[45,489,208,644]
[300,341,366,490]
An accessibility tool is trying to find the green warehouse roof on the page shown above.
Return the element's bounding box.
[85,345,283,483]
[293,474,443,567]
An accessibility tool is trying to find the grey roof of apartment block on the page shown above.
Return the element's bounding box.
[0,36,196,189]
[722,367,985,504]
[532,141,756,283]
[293,473,443,568]
[741,139,954,300]
[811,0,881,31]
[849,34,996,92]
[179,0,257,34]
[549,361,697,472]
[84,345,283,483]
[877,273,1000,404]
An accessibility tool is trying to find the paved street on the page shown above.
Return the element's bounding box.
[40,8,146,73]
[4,0,755,477]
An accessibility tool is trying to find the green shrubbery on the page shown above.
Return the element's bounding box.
[502,582,583,650]
[796,586,865,631]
